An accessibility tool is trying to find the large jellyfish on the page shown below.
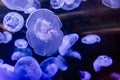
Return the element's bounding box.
[3,12,24,33]
[3,31,12,43]
[93,55,113,72]
[102,0,120,9]
[26,9,63,56]
[14,56,41,80]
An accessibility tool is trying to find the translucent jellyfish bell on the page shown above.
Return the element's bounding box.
[81,34,101,44]
[59,33,79,56]
[61,0,82,10]
[3,31,12,43]
[102,0,120,9]
[26,9,63,56]
[40,57,58,77]
[3,12,24,33]
[79,70,91,80]
[14,56,41,80]
[0,32,4,43]
[14,39,28,49]
[93,55,113,72]
[50,0,65,9]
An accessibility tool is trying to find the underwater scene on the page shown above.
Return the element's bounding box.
[0,0,120,80]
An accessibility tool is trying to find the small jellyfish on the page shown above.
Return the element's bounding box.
[14,39,28,49]
[2,31,12,43]
[3,12,24,33]
[26,9,63,56]
[40,57,58,77]
[55,55,68,71]
[81,34,101,44]
[14,56,41,80]
[50,0,65,9]
[0,32,4,43]
[79,70,91,80]
[102,0,120,9]
[93,55,113,72]
[61,0,82,10]
[110,72,120,80]
[59,33,79,56]
[0,58,4,64]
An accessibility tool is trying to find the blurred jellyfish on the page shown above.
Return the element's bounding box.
[61,0,82,10]
[0,58,4,64]
[14,56,41,80]
[40,57,58,77]
[26,9,63,56]
[0,32,4,43]
[59,33,79,56]
[102,0,120,9]
[1,0,41,13]
[3,31,12,43]
[3,12,24,33]
[14,39,28,49]
[110,72,120,80]
[81,34,101,44]
[93,55,113,72]
[50,0,65,9]
[55,55,68,71]
[79,70,91,80]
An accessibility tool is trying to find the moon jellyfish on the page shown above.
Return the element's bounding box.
[14,39,28,49]
[0,32,4,43]
[3,31,12,43]
[50,0,65,9]
[79,70,91,80]
[93,55,113,72]
[3,12,24,33]
[81,34,101,44]
[14,56,41,80]
[55,55,68,71]
[26,9,63,56]
[61,0,82,10]
[0,63,14,72]
[59,33,79,56]
[40,57,58,77]
[102,0,120,9]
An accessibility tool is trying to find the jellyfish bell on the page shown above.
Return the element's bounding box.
[79,70,91,80]
[0,32,4,43]
[26,9,63,56]
[3,31,12,43]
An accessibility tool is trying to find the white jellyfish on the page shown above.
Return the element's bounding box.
[93,55,113,72]
[102,0,120,9]
[59,33,79,56]
[3,12,24,33]
[0,32,4,43]
[14,56,41,80]
[14,39,28,49]
[2,31,12,43]
[79,70,91,80]
[81,34,101,44]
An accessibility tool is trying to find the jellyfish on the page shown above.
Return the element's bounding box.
[14,56,41,80]
[79,70,91,80]
[0,63,14,72]
[59,33,79,56]
[26,9,63,56]
[93,55,113,72]
[2,31,12,43]
[110,72,120,80]
[61,0,82,10]
[102,0,120,9]
[0,32,4,43]
[14,39,28,49]
[81,34,101,44]
[0,58,4,64]
[1,0,41,13]
[55,55,68,71]
[3,12,24,33]
[50,0,65,9]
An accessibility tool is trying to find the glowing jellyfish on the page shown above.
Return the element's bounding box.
[81,34,101,44]
[61,0,82,10]
[14,56,41,80]
[93,55,113,72]
[79,70,91,80]
[0,32,4,43]
[0,58,4,64]
[3,31,12,43]
[50,0,65,9]
[55,55,68,71]
[3,12,24,33]
[110,72,120,80]
[26,9,63,56]
[0,63,14,72]
[59,33,79,56]
[14,39,28,49]
[40,57,58,77]
[102,0,120,9]
[1,0,40,13]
